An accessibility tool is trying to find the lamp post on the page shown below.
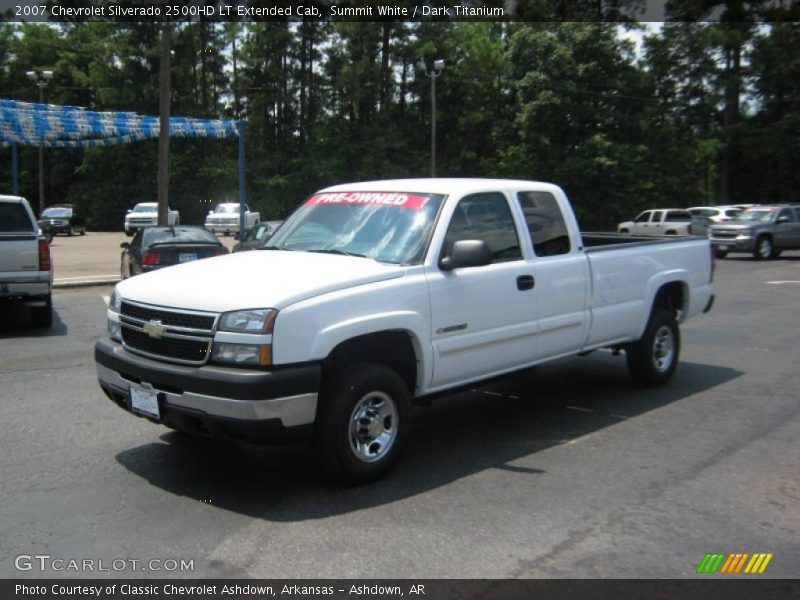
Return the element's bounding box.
[416,59,445,177]
[25,69,53,215]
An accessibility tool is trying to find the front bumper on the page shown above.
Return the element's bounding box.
[95,338,320,443]
[710,236,754,252]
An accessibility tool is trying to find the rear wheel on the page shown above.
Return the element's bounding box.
[754,235,774,260]
[314,363,411,484]
[31,294,53,328]
[626,308,680,387]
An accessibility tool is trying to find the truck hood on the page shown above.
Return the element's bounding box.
[116,250,406,313]
[126,212,157,219]
[711,221,754,232]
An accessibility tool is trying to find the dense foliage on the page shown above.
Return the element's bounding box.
[0,18,798,230]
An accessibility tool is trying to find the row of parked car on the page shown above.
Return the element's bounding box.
[617,204,800,259]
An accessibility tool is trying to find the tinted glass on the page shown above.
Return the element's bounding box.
[41,207,72,218]
[443,192,521,263]
[634,212,649,223]
[0,202,35,233]
[665,210,691,222]
[651,211,663,222]
[132,204,157,213]
[517,191,571,257]
[777,209,795,222]
[724,209,742,218]
[143,227,218,246]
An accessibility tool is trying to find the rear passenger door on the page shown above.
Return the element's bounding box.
[426,192,538,389]
[774,208,799,249]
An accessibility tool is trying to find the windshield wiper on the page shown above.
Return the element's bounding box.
[260,245,292,251]
[307,248,368,258]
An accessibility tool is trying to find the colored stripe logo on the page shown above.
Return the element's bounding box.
[696,553,773,574]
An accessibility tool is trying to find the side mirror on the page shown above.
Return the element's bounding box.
[126,209,132,214]
[439,240,493,271]
[120,242,130,249]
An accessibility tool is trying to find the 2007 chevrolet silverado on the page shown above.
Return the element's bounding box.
[96,179,715,483]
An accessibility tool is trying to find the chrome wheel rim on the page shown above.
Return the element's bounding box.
[349,391,398,463]
[757,239,772,258]
[652,325,675,373]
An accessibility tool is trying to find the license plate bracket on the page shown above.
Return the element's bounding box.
[130,385,160,420]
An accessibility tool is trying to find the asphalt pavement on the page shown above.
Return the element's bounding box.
[0,253,798,578]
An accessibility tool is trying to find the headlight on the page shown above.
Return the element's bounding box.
[108,288,122,313]
[737,231,751,238]
[107,287,122,341]
[218,309,277,333]
[212,343,271,366]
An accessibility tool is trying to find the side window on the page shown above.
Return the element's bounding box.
[651,211,663,222]
[442,192,521,263]
[634,212,650,223]
[665,210,691,222]
[516,191,572,257]
[777,209,795,223]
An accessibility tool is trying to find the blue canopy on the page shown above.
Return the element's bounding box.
[0,99,239,148]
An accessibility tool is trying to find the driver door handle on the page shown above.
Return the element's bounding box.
[517,275,535,291]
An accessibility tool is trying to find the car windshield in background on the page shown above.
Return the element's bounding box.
[132,204,157,213]
[739,209,776,222]
[267,191,445,264]
[41,208,72,218]
[143,227,218,245]
[215,205,238,213]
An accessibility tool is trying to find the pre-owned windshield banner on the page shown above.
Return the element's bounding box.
[305,192,430,210]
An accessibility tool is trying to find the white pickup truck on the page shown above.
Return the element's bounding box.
[205,203,260,235]
[124,202,180,236]
[0,195,53,327]
[96,179,714,483]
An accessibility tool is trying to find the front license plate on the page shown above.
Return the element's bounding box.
[130,385,160,419]
[717,244,731,251]
[179,252,198,263]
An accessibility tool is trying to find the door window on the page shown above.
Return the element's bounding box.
[650,211,663,222]
[634,212,650,223]
[442,193,521,263]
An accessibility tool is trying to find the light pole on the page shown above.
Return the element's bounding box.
[26,69,53,215]
[417,59,445,177]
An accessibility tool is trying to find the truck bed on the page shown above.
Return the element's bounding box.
[582,232,700,251]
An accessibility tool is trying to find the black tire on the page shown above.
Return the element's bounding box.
[713,248,729,259]
[619,228,629,234]
[626,308,680,387]
[314,363,412,484]
[31,294,53,328]
[45,232,54,245]
[125,230,133,237]
[753,235,774,260]
[120,257,127,279]
[68,226,75,236]
[665,230,677,235]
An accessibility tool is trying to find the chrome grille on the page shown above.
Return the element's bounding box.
[119,301,218,365]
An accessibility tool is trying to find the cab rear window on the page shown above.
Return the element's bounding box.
[0,203,35,233]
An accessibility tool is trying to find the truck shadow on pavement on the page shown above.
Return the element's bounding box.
[115,353,742,519]
[0,303,67,338]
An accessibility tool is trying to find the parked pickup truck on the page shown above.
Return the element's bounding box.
[618,209,695,236]
[95,179,714,483]
[205,202,260,235]
[124,202,180,236]
[709,204,800,259]
[0,195,53,327]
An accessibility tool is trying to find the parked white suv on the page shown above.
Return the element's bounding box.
[0,195,53,327]
[124,203,180,236]
[688,206,743,223]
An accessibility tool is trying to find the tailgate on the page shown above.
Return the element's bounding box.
[0,235,40,275]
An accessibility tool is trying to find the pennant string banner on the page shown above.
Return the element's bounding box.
[0,99,239,148]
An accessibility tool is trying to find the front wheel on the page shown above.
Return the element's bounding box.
[314,363,411,484]
[754,236,774,260]
[626,309,680,387]
[713,248,729,259]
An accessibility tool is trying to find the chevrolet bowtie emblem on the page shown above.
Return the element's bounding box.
[143,320,166,339]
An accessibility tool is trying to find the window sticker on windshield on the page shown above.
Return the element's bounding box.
[306,192,430,210]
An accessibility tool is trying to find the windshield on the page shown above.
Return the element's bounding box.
[266,191,445,264]
[214,205,238,214]
[41,207,72,218]
[132,204,157,213]
[738,209,776,222]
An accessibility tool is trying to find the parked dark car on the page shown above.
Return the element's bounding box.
[38,204,86,238]
[120,226,228,278]
[232,220,283,252]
